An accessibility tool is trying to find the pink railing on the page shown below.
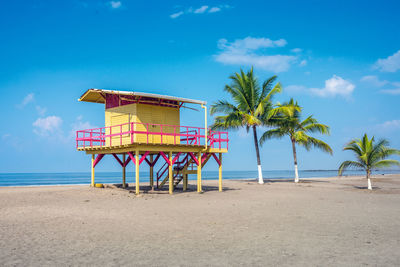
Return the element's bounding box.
[76,122,229,150]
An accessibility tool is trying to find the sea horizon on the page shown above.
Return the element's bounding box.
[1,169,399,187]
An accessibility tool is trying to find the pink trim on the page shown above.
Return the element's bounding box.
[127,152,136,165]
[159,151,170,166]
[139,151,150,165]
[212,153,221,166]
[151,154,161,167]
[124,156,131,167]
[112,153,124,167]
[127,151,149,166]
[156,161,169,183]
[93,154,104,168]
[201,153,209,164]
[172,152,181,165]
[188,152,199,166]
[75,121,229,150]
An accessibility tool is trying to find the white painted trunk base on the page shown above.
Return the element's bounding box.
[258,165,264,184]
[367,178,372,190]
[294,164,299,183]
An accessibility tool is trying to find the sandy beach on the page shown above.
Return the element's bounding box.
[1,175,400,266]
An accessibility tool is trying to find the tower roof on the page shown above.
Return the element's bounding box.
[79,88,206,105]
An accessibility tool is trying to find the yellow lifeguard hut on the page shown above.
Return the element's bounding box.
[76,89,229,194]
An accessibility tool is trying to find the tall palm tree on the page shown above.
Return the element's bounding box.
[210,68,289,184]
[338,134,400,190]
[259,99,332,183]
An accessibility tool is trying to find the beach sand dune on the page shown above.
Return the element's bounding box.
[1,175,400,266]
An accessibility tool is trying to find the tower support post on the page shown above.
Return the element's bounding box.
[169,151,173,194]
[135,149,140,195]
[183,173,188,191]
[122,153,126,188]
[150,154,154,189]
[219,153,222,192]
[91,154,95,187]
[197,151,202,192]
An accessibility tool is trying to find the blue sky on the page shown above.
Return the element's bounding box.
[0,0,399,173]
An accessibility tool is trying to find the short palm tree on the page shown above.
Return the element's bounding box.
[338,134,400,190]
[210,67,290,184]
[259,99,333,183]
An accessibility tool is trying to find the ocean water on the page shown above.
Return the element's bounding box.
[0,170,399,187]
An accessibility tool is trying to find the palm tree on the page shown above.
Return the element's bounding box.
[210,68,289,184]
[259,99,332,183]
[338,134,400,190]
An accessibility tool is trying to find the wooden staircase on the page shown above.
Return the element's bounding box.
[157,153,211,189]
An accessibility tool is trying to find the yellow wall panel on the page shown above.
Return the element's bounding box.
[105,103,180,145]
[105,103,136,146]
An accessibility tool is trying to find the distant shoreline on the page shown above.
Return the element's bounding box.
[1,173,398,188]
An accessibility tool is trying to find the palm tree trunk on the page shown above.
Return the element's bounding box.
[291,137,299,183]
[252,125,263,184]
[367,169,372,190]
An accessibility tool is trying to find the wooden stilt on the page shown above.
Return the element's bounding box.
[183,173,187,191]
[135,149,140,195]
[197,151,202,192]
[150,154,154,190]
[219,153,222,192]
[122,153,126,188]
[169,151,173,194]
[91,154,95,187]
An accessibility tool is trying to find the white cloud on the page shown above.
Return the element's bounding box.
[170,11,184,19]
[299,60,307,67]
[194,5,208,13]
[360,75,388,87]
[170,4,229,19]
[217,37,287,52]
[393,82,400,87]
[1,134,23,150]
[291,48,302,53]
[109,1,121,9]
[310,75,355,98]
[33,116,63,137]
[2,133,11,140]
[17,93,34,108]
[216,54,295,73]
[208,7,221,13]
[36,105,47,116]
[380,88,400,95]
[374,50,400,72]
[360,75,400,94]
[214,37,296,73]
[376,120,400,132]
[70,116,97,139]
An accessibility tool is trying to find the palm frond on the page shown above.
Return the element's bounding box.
[210,112,243,130]
[259,75,277,101]
[259,128,286,146]
[302,136,333,154]
[338,160,365,176]
[373,159,400,169]
[210,100,238,115]
[339,133,400,175]
[343,142,363,156]
[302,121,330,135]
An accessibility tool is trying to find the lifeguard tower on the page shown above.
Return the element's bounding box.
[76,89,229,195]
